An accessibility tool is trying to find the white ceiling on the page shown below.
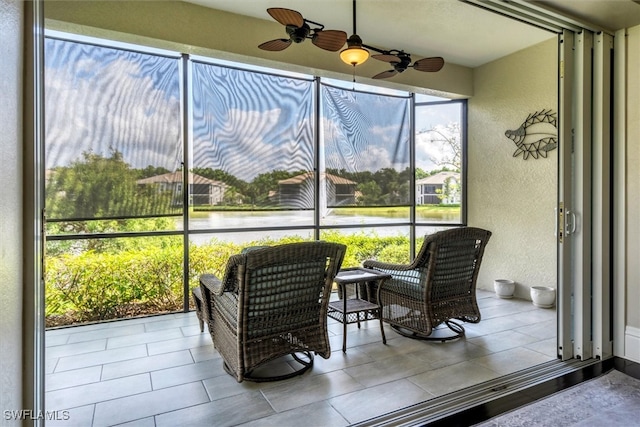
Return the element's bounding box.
[534,0,640,31]
[184,0,640,68]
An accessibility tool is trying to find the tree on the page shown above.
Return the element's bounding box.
[328,167,411,206]
[222,187,243,205]
[46,148,176,228]
[415,167,430,180]
[356,181,383,205]
[137,165,171,179]
[436,176,461,205]
[418,122,461,172]
[374,167,410,205]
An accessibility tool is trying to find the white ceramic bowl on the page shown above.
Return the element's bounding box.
[494,279,515,299]
[530,286,556,308]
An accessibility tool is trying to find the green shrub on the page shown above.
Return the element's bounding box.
[378,243,411,264]
[46,244,184,322]
[320,230,409,267]
[45,232,411,326]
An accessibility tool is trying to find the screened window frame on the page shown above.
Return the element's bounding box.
[188,56,317,227]
[414,97,468,227]
[319,80,413,220]
[42,31,469,312]
[43,33,185,224]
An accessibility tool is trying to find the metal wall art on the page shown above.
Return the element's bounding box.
[505,109,557,160]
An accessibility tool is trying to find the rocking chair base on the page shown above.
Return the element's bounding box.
[391,320,465,342]
[224,351,315,382]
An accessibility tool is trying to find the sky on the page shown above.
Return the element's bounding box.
[44,35,461,182]
[45,37,183,173]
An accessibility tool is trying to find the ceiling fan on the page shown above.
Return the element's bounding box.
[338,0,445,79]
[371,50,445,79]
[258,8,347,52]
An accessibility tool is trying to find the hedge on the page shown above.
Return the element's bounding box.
[45,232,412,326]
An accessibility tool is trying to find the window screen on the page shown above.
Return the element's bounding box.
[45,38,182,221]
[321,83,411,225]
[190,62,315,230]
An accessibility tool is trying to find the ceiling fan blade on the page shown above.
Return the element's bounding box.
[312,30,347,52]
[372,54,401,63]
[258,39,292,51]
[267,8,304,27]
[372,69,398,79]
[413,57,445,72]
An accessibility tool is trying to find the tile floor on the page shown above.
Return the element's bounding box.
[45,290,557,426]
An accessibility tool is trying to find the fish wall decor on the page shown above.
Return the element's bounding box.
[505,109,558,160]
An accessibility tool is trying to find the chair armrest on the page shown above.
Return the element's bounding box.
[363,259,415,272]
[199,274,225,296]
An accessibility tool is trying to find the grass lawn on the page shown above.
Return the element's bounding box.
[332,205,460,219]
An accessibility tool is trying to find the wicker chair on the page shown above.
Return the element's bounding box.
[199,241,346,382]
[363,227,492,341]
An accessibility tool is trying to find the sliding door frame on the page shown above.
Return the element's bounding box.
[558,27,614,362]
[591,31,614,360]
[557,29,575,361]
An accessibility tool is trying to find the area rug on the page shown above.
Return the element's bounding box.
[474,369,640,426]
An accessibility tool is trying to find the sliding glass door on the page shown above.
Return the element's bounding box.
[557,28,614,361]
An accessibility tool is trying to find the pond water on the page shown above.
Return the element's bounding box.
[181,210,458,245]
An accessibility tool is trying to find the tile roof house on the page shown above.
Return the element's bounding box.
[416,171,461,205]
[136,171,227,206]
[278,172,357,208]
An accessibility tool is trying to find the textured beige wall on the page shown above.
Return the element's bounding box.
[467,38,558,298]
[0,0,23,419]
[43,0,473,98]
[626,25,640,329]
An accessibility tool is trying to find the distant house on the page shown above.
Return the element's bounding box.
[278,172,358,208]
[136,171,227,206]
[416,171,460,205]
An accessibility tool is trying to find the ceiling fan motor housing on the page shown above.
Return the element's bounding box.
[394,54,412,72]
[286,24,311,43]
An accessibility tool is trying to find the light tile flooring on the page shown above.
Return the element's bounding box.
[45,290,557,427]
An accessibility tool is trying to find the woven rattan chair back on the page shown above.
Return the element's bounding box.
[364,227,491,341]
[199,241,345,382]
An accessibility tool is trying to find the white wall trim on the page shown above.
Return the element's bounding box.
[625,326,640,363]
[613,28,627,359]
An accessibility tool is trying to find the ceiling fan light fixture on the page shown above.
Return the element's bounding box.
[340,34,369,66]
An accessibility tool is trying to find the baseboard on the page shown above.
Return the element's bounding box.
[613,356,640,380]
[625,326,640,363]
